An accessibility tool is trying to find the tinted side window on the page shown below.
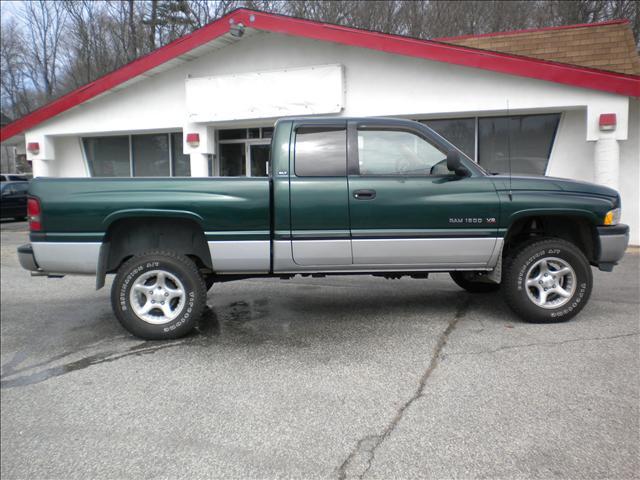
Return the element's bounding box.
[357,129,448,176]
[294,127,346,177]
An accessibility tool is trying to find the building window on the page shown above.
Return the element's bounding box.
[132,134,170,177]
[216,126,272,177]
[422,118,475,159]
[219,143,246,176]
[171,133,190,176]
[83,132,192,177]
[83,136,130,177]
[421,113,560,175]
[294,127,346,177]
[478,114,560,175]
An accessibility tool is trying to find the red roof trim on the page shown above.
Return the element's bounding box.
[2,10,639,142]
[435,19,630,42]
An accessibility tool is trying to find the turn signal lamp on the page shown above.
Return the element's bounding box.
[27,197,42,231]
[604,208,620,226]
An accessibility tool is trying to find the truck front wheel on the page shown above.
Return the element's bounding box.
[111,250,206,339]
[503,238,592,323]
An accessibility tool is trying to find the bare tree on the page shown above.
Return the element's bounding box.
[0,19,35,118]
[15,0,67,101]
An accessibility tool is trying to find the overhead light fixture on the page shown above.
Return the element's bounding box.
[186,133,200,148]
[27,142,40,155]
[230,22,245,38]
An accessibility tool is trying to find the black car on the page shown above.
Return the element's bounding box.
[0,181,29,220]
[0,174,30,182]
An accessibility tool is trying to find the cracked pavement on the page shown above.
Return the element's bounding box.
[1,220,639,479]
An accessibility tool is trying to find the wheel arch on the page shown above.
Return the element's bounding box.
[96,214,212,289]
[503,211,599,264]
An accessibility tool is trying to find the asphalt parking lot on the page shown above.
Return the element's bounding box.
[1,219,638,479]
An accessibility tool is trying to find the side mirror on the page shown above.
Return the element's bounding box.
[446,151,470,177]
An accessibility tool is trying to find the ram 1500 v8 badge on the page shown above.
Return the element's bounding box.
[18,118,629,339]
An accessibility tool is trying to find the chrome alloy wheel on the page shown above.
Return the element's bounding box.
[129,270,186,324]
[525,257,576,309]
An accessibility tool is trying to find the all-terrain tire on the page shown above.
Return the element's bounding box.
[502,238,592,323]
[111,250,206,339]
[450,272,501,293]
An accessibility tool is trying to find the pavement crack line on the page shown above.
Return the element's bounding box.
[337,296,471,480]
[0,341,185,390]
[446,331,639,357]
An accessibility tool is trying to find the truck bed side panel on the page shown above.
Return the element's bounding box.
[28,177,271,274]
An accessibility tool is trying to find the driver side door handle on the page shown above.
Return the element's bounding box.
[353,189,376,200]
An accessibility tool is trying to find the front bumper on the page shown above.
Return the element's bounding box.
[596,224,629,271]
[17,244,39,271]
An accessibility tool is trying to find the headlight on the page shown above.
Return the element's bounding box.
[604,208,621,226]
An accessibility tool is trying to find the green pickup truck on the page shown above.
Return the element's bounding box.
[18,118,629,339]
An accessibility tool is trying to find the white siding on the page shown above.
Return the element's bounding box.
[619,99,639,245]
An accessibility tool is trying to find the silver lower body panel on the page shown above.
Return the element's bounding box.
[351,238,498,265]
[273,238,502,273]
[208,240,270,273]
[31,242,101,274]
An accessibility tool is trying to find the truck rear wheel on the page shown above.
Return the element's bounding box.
[503,238,592,323]
[111,250,206,340]
[450,272,500,293]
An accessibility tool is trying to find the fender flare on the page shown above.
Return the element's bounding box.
[101,209,204,228]
[96,209,208,290]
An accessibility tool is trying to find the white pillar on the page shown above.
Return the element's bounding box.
[32,159,51,177]
[189,153,210,177]
[594,134,620,191]
[182,123,215,177]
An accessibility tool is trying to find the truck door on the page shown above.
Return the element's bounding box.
[347,121,500,268]
[289,122,352,266]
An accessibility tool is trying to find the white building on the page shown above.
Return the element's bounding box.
[1,9,638,243]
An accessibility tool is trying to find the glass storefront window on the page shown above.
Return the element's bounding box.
[422,118,475,159]
[250,144,270,176]
[478,114,560,175]
[83,136,130,177]
[171,133,190,177]
[218,129,247,140]
[219,143,246,176]
[132,134,170,177]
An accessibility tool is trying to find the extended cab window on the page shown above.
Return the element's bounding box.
[294,127,346,177]
[357,129,450,176]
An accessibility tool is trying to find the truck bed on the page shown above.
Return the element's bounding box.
[28,177,271,239]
